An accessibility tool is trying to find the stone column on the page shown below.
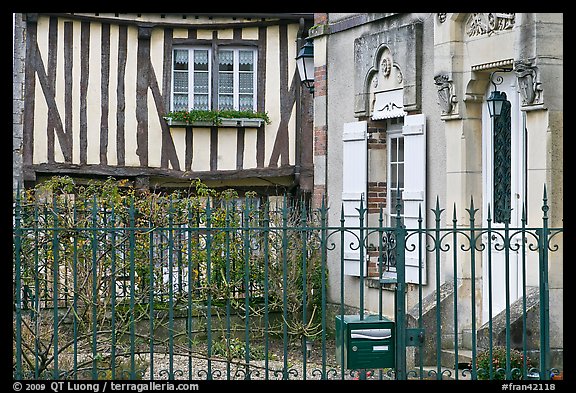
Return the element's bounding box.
[310,13,329,210]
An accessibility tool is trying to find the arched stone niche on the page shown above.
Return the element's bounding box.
[354,21,422,117]
[366,45,405,119]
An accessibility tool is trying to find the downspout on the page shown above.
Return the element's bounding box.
[292,17,306,195]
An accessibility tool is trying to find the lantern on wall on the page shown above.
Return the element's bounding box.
[296,38,315,93]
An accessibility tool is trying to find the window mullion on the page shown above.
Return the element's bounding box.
[233,49,239,111]
[189,48,194,111]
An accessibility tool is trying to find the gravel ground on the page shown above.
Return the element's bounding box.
[132,338,390,380]
[39,339,393,380]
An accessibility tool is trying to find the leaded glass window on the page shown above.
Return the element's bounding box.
[493,99,512,224]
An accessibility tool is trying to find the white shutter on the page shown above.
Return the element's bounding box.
[342,121,368,276]
[402,114,427,284]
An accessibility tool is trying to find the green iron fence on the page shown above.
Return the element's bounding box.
[13,184,562,380]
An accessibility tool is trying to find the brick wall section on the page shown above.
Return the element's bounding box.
[367,181,387,214]
[314,125,327,156]
[367,125,386,149]
[367,262,379,277]
[312,184,326,210]
[314,65,327,97]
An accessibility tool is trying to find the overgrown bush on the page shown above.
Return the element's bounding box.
[13,176,324,378]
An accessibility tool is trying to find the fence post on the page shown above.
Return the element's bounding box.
[205,197,213,380]
[14,186,22,379]
[53,195,60,379]
[128,196,136,379]
[394,190,407,380]
[467,198,479,380]
[433,197,444,379]
[320,196,328,379]
[539,186,550,380]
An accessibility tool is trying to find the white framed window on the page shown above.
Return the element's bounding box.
[172,47,211,111]
[171,47,257,112]
[387,118,404,225]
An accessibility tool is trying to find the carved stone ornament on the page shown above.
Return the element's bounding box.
[466,13,515,37]
[434,74,456,115]
[514,59,542,105]
[437,13,447,23]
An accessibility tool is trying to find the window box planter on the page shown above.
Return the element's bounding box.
[163,110,270,128]
[163,117,265,128]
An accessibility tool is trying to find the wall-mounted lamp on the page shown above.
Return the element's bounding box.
[486,70,511,117]
[486,68,513,224]
[296,37,314,94]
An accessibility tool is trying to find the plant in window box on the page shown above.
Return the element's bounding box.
[164,109,271,127]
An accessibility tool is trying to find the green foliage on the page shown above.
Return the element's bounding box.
[212,336,266,362]
[165,109,271,125]
[14,175,324,374]
[474,346,534,380]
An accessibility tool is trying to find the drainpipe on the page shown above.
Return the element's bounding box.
[292,17,306,197]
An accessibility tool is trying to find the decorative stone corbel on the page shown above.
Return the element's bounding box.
[434,74,457,116]
[514,59,542,106]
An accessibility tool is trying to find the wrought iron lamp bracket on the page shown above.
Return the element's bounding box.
[489,67,513,92]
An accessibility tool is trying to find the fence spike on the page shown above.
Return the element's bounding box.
[542,184,549,217]
[433,195,444,220]
[465,196,479,223]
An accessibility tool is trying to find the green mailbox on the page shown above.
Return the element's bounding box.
[335,314,395,369]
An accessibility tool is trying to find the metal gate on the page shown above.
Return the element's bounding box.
[12,182,562,380]
[340,187,563,381]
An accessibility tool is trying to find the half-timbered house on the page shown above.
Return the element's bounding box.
[13,12,315,201]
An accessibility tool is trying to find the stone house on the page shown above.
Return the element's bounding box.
[309,12,563,371]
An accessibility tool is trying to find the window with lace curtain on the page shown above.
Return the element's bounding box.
[171,47,257,112]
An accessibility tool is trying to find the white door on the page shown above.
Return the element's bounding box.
[481,72,526,323]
